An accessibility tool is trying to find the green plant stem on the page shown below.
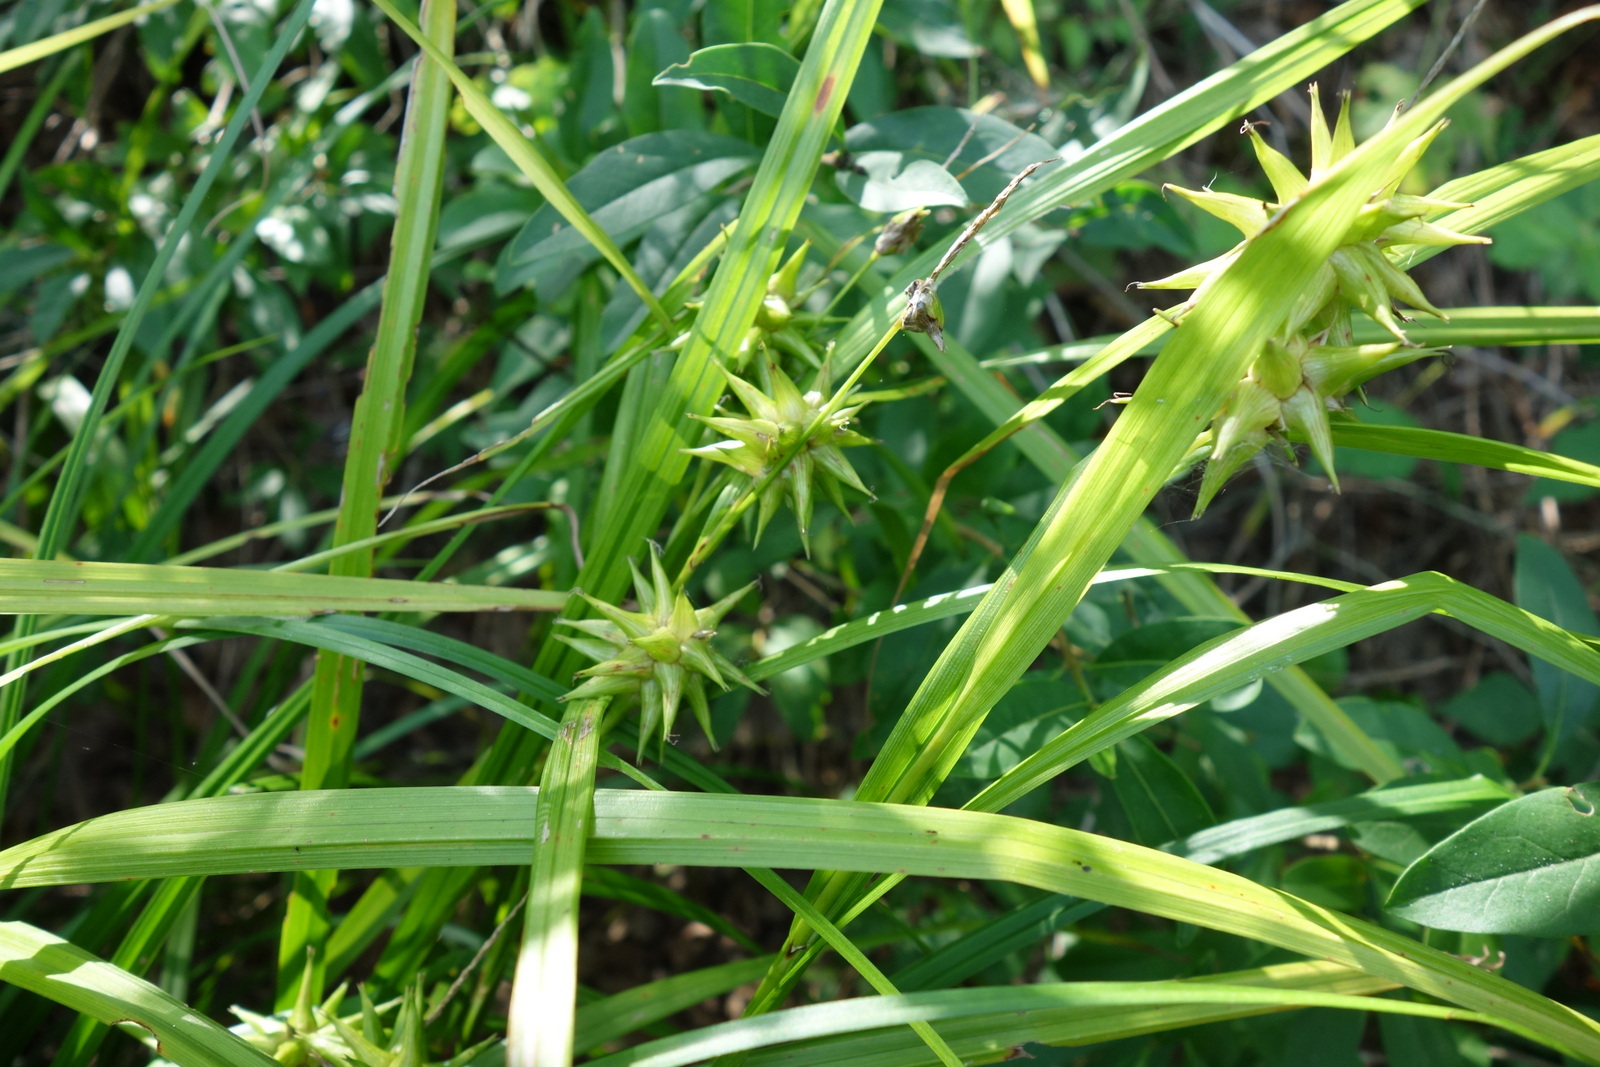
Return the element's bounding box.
[506,698,607,1067]
[277,0,455,1007]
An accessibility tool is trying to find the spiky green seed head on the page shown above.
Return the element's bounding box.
[556,544,762,759]
[685,360,873,554]
[1130,85,1479,515]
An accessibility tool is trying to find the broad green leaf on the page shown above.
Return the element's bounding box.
[1440,673,1542,747]
[497,132,759,291]
[0,921,275,1067]
[1387,783,1600,936]
[8,789,1600,1061]
[0,243,73,294]
[624,9,702,136]
[0,560,565,616]
[834,151,968,211]
[844,107,1059,204]
[1109,735,1216,847]
[653,43,800,118]
[877,0,979,59]
[956,671,1087,779]
[1514,535,1600,746]
[702,0,784,47]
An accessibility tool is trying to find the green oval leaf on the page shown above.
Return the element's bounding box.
[834,150,968,212]
[498,131,759,291]
[1515,535,1600,746]
[653,42,800,118]
[1387,782,1600,936]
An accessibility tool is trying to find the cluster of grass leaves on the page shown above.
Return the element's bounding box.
[2,1,1600,1065]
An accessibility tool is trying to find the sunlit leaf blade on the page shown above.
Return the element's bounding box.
[739,961,1390,1066]
[970,571,1600,814]
[7,789,1599,1061]
[0,0,180,76]
[584,975,1481,1067]
[1350,305,1600,346]
[0,560,565,615]
[0,921,276,1067]
[507,699,606,1067]
[1325,422,1600,490]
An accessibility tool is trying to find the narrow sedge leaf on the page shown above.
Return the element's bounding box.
[283,0,457,1006]
[1324,422,1600,490]
[8,790,1600,1062]
[0,0,181,76]
[0,0,319,819]
[585,977,1490,1067]
[0,920,277,1067]
[507,699,607,1067]
[742,962,1397,1065]
[969,571,1600,814]
[0,560,566,616]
